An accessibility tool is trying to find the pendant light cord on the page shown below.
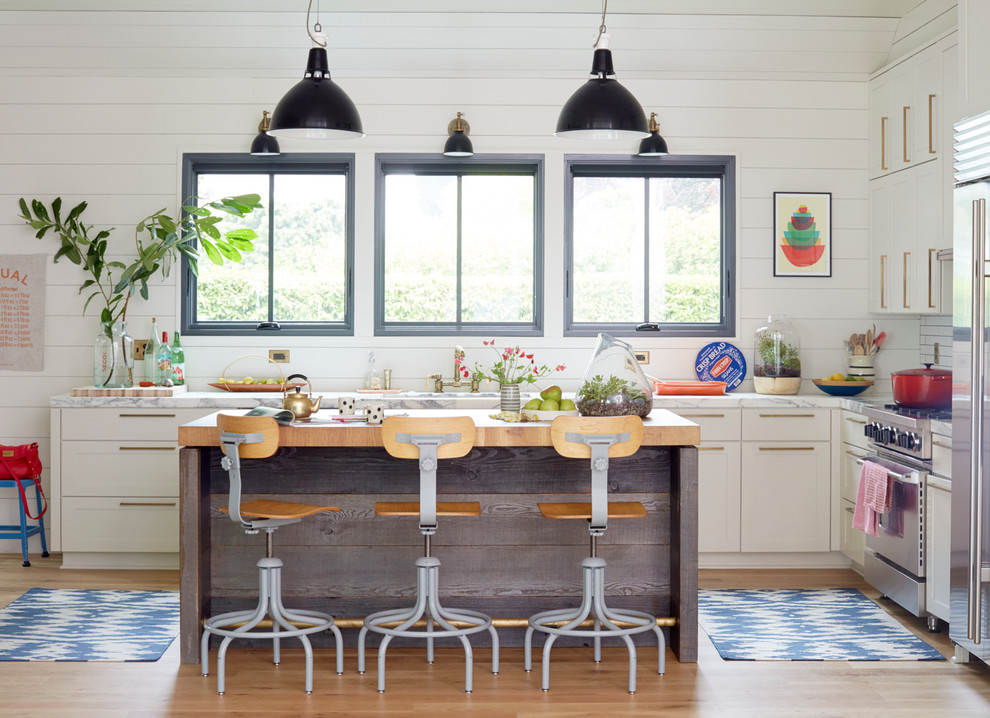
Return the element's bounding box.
[306,0,327,48]
[594,0,608,48]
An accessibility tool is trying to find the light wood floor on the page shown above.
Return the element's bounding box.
[1,554,988,717]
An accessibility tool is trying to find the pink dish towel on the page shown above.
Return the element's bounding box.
[852,461,891,536]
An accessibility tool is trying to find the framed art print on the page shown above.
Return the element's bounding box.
[773,192,831,277]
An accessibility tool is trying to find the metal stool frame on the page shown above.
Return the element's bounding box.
[524,416,665,694]
[0,478,49,567]
[200,416,343,695]
[358,417,499,693]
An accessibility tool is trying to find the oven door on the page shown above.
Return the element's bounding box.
[860,454,927,577]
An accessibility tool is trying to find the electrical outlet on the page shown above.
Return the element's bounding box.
[134,340,149,360]
[269,349,290,363]
[633,350,650,364]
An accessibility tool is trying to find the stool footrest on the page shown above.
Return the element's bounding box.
[221,499,340,520]
[538,501,647,520]
[376,501,481,517]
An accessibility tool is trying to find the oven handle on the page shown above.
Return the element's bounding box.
[855,457,920,484]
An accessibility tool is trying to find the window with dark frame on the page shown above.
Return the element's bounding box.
[374,154,544,337]
[564,155,736,338]
[180,153,355,336]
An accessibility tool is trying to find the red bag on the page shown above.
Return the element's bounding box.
[0,443,48,520]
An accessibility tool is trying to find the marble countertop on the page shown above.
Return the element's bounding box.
[52,389,890,414]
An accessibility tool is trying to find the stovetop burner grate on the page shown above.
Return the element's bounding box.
[882,404,952,422]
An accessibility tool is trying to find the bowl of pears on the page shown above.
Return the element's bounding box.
[520,385,579,421]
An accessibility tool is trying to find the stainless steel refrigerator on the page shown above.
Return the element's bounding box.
[952,109,990,662]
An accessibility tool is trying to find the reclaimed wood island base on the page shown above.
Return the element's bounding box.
[178,409,700,665]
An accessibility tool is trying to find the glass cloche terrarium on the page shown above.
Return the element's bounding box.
[753,314,801,395]
[576,334,653,417]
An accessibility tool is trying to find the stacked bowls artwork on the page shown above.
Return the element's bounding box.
[780,204,825,267]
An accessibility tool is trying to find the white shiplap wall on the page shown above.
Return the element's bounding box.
[0,3,948,551]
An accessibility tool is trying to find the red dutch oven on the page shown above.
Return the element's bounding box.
[891,363,952,409]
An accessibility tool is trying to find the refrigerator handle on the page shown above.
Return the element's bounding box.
[971,197,987,643]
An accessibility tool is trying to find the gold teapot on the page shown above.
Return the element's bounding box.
[281,374,322,420]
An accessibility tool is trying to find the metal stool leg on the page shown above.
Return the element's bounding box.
[34,484,49,558]
[17,502,30,566]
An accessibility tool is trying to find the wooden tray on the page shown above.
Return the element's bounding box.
[209,382,302,392]
[71,385,189,397]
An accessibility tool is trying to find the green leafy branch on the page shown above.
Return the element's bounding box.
[18,194,262,334]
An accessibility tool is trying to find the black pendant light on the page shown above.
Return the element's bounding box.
[443,112,474,157]
[555,0,648,140]
[250,111,281,155]
[268,1,364,139]
[637,112,669,156]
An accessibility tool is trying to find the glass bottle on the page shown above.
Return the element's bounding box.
[145,317,160,383]
[753,314,801,395]
[93,322,113,387]
[171,331,185,385]
[108,320,134,388]
[575,333,653,417]
[157,331,172,384]
[364,351,381,390]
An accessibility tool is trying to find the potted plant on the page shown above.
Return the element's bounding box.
[575,374,653,418]
[18,194,261,387]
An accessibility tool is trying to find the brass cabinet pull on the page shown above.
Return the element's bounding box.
[845,417,866,425]
[759,447,815,451]
[678,413,725,418]
[698,446,725,452]
[928,248,936,308]
[928,94,936,154]
[903,106,910,162]
[845,449,869,458]
[881,116,888,170]
[119,502,177,507]
[758,413,816,418]
[903,251,910,308]
[881,254,887,308]
[118,413,176,418]
[118,446,175,451]
[846,506,855,515]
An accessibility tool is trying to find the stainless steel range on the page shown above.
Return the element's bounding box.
[861,404,950,631]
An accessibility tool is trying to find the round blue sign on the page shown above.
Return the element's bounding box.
[695,342,746,391]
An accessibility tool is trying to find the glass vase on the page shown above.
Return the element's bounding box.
[500,384,521,413]
[753,314,801,395]
[93,324,113,387]
[575,333,653,417]
[109,320,134,388]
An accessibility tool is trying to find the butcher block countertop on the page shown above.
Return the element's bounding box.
[178,408,701,448]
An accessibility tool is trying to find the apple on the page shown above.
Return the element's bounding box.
[540,385,562,402]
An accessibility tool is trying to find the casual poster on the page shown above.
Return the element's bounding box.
[773,192,832,277]
[0,254,45,371]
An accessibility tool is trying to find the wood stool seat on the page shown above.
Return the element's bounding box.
[375,501,481,517]
[221,499,340,520]
[538,501,647,520]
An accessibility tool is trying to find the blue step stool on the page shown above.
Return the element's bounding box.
[0,478,50,567]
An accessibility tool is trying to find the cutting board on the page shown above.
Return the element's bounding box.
[70,385,189,397]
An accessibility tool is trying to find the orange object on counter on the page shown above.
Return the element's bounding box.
[651,380,727,396]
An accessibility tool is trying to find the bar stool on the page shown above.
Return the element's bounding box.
[358,416,499,693]
[0,477,49,567]
[525,415,665,694]
[201,414,344,695]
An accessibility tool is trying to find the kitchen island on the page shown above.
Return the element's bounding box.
[177,408,700,664]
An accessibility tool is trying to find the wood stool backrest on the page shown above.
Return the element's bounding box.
[217,414,280,459]
[550,415,644,458]
[381,416,476,460]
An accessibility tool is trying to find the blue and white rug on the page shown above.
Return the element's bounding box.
[0,588,179,661]
[698,588,944,661]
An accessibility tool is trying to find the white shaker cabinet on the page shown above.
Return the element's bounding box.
[926,432,952,624]
[740,410,831,553]
[677,410,741,553]
[51,407,212,569]
[958,0,990,120]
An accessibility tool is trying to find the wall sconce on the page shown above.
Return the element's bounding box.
[637,113,669,156]
[443,112,474,157]
[250,111,281,156]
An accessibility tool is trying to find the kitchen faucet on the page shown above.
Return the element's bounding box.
[426,345,480,393]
